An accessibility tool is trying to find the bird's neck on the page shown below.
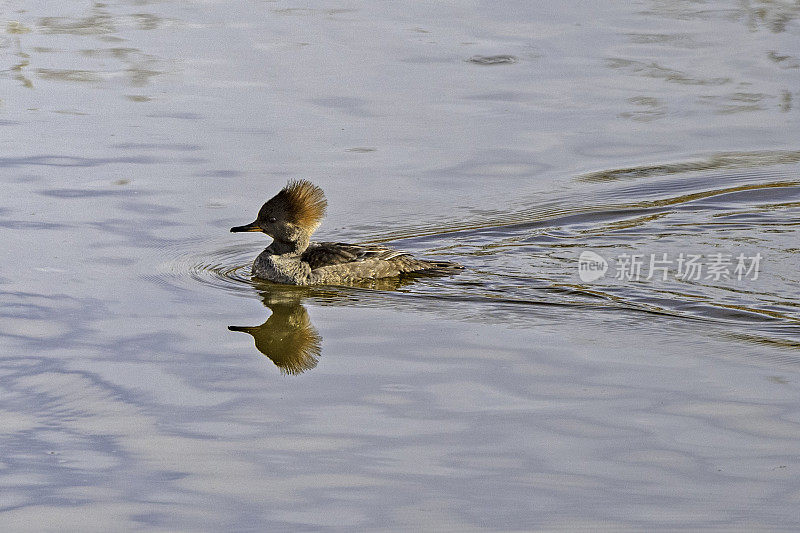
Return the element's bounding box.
[268,234,309,255]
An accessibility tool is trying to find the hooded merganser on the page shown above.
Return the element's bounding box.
[231,180,462,285]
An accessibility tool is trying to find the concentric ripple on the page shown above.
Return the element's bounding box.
[151,238,259,295]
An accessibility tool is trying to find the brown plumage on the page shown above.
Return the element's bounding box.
[272,180,327,231]
[231,180,463,285]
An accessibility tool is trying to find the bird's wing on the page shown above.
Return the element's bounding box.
[302,242,411,270]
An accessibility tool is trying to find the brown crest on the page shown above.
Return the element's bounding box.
[277,180,327,229]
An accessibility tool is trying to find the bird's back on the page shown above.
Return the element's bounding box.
[303,242,461,284]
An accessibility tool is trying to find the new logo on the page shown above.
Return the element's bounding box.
[578,251,608,282]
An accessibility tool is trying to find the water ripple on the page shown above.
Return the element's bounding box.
[150,151,800,352]
[152,240,257,296]
[467,55,518,65]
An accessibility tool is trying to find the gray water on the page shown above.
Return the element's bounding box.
[2,1,800,530]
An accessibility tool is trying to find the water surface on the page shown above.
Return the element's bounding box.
[1,0,799,530]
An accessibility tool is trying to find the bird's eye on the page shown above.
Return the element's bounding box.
[268,217,277,223]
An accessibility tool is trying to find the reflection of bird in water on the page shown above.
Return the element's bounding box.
[229,274,428,374]
[229,298,321,375]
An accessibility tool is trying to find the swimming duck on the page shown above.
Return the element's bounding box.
[231,180,462,285]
